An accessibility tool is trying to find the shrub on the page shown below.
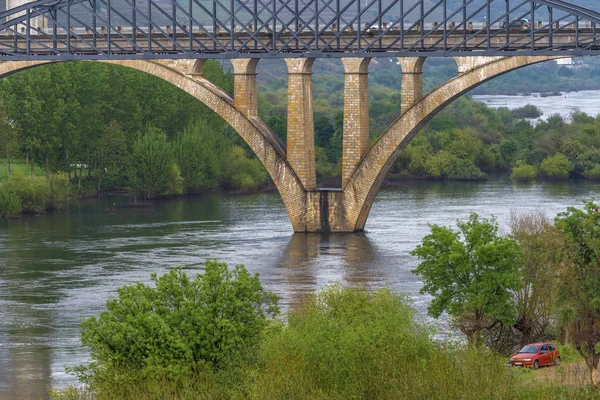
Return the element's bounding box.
[447,158,488,180]
[540,153,573,180]
[127,128,176,198]
[223,146,267,191]
[511,161,537,182]
[173,121,224,193]
[512,104,543,119]
[0,188,22,217]
[252,285,516,399]
[73,261,278,388]
[47,172,71,210]
[2,172,48,213]
[585,165,600,181]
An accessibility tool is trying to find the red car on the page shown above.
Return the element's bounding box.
[510,343,560,369]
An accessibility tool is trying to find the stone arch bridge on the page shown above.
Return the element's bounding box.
[1,0,600,232]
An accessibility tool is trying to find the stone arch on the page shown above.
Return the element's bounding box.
[0,59,308,231]
[343,55,561,232]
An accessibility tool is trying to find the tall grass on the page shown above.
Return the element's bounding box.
[51,286,600,400]
[0,171,71,216]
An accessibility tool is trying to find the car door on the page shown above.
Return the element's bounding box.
[548,344,557,364]
[540,345,551,366]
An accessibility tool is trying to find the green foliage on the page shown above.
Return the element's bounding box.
[555,201,600,384]
[2,171,49,213]
[584,165,600,181]
[74,261,278,387]
[127,129,177,198]
[511,161,537,182]
[512,105,543,119]
[540,153,573,179]
[222,146,268,191]
[0,188,22,217]
[411,213,522,344]
[47,172,72,210]
[173,120,223,193]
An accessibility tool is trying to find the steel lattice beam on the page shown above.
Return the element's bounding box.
[0,0,599,59]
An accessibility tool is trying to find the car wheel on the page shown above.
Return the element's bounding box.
[555,357,561,366]
[533,360,539,370]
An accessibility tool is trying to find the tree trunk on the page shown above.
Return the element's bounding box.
[66,149,70,180]
[78,168,82,192]
[6,144,10,178]
[30,156,34,176]
[44,152,49,175]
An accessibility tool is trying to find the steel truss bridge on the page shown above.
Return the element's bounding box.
[0,0,599,60]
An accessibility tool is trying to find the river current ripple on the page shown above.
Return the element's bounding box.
[1,178,600,399]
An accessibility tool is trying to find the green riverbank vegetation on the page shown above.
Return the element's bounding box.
[3,60,600,218]
[51,201,600,399]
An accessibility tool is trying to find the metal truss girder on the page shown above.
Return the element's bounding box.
[0,0,598,59]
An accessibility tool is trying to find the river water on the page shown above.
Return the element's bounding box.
[473,90,600,121]
[2,177,600,398]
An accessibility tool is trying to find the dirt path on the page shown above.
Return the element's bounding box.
[529,361,591,387]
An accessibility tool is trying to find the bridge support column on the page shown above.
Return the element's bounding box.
[341,57,371,188]
[285,58,316,190]
[398,57,426,114]
[231,58,259,117]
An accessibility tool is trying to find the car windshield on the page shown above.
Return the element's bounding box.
[518,345,540,353]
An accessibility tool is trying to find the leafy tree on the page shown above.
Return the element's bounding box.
[127,128,178,198]
[74,261,278,386]
[411,213,522,344]
[511,161,537,182]
[174,120,223,193]
[555,201,600,386]
[540,152,573,179]
[484,213,566,354]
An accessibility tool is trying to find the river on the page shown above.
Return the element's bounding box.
[1,178,600,398]
[473,89,600,121]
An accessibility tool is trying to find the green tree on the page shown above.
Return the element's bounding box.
[411,213,522,344]
[540,153,573,179]
[74,261,278,386]
[555,201,600,386]
[174,120,224,193]
[127,128,179,198]
[511,161,537,182]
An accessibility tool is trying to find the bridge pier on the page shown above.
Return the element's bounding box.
[231,58,259,117]
[285,58,317,190]
[398,57,426,114]
[341,57,371,188]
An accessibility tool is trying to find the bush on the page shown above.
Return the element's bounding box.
[173,120,224,193]
[127,128,177,198]
[2,172,49,213]
[252,285,516,399]
[0,188,22,217]
[223,146,268,191]
[585,165,600,181]
[47,172,71,210]
[511,162,537,182]
[540,153,573,180]
[447,158,488,180]
[512,105,543,119]
[73,261,278,389]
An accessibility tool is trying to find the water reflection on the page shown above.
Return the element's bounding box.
[279,233,378,307]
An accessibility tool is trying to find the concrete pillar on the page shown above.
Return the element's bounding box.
[341,57,371,188]
[231,58,259,118]
[285,58,316,190]
[398,57,426,114]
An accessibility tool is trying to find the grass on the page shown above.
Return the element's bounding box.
[0,158,44,182]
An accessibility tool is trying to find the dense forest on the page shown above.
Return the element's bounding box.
[1,56,600,217]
